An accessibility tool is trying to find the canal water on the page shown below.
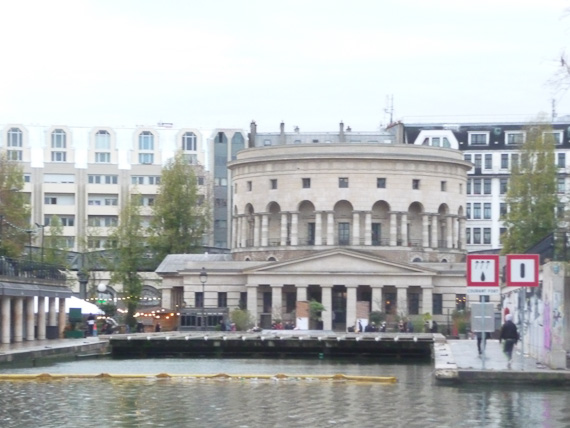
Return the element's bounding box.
[0,358,568,427]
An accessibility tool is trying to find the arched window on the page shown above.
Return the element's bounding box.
[182,132,197,151]
[95,130,111,149]
[139,131,154,150]
[51,129,66,148]
[7,128,22,147]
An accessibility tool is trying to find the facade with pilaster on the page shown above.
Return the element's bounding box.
[158,122,484,331]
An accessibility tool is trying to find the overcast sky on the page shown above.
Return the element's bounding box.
[2,0,570,132]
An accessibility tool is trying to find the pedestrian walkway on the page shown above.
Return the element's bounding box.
[435,337,570,385]
[0,337,108,364]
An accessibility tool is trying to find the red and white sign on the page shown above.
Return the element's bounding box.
[466,255,500,287]
[506,254,539,287]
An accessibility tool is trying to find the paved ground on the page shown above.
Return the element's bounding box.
[448,338,548,371]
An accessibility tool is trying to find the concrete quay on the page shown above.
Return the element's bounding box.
[434,337,570,385]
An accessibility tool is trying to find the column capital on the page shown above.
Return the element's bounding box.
[270,284,284,289]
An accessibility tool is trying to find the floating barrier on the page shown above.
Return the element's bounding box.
[0,372,397,383]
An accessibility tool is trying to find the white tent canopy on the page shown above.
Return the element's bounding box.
[34,296,104,315]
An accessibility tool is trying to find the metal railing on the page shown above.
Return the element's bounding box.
[0,257,67,281]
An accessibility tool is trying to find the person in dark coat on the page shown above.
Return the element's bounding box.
[476,332,491,355]
[499,314,519,368]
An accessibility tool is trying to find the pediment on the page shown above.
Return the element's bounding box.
[247,249,436,276]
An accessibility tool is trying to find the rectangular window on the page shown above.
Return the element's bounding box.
[473,228,481,244]
[544,131,563,145]
[7,150,22,161]
[501,154,509,169]
[247,181,252,191]
[466,203,471,219]
[139,153,154,164]
[338,222,350,245]
[506,131,524,145]
[500,227,507,244]
[500,178,508,194]
[44,197,57,205]
[483,228,491,244]
[95,152,110,163]
[474,154,482,169]
[473,203,481,219]
[132,176,145,185]
[466,179,471,195]
[558,177,565,193]
[339,177,349,188]
[484,203,491,220]
[464,154,472,163]
[473,179,481,195]
[483,178,491,194]
[558,153,565,168]
[217,292,227,308]
[408,293,419,315]
[270,179,277,190]
[195,292,204,308]
[44,215,75,227]
[469,132,488,146]
[377,178,386,188]
[51,151,67,162]
[372,223,381,245]
[456,294,466,310]
[466,228,471,244]
[440,181,447,191]
[432,294,443,315]
[302,178,311,188]
[500,203,507,216]
[412,179,420,190]
[484,154,492,169]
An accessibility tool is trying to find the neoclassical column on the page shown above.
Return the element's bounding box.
[280,212,288,245]
[453,216,459,249]
[246,284,258,325]
[37,296,46,340]
[346,285,358,330]
[422,287,433,316]
[326,211,334,246]
[401,213,408,246]
[290,212,299,246]
[240,215,247,248]
[364,212,372,246]
[431,215,438,249]
[422,214,430,248]
[48,297,57,328]
[459,217,466,250]
[231,216,238,249]
[253,214,261,247]
[271,284,283,320]
[315,211,323,245]
[352,212,360,246]
[261,213,269,247]
[58,298,66,338]
[371,286,383,313]
[389,212,397,246]
[397,286,408,318]
[1,296,11,344]
[321,285,333,331]
[446,216,453,248]
[296,284,308,302]
[25,297,34,341]
[13,297,23,343]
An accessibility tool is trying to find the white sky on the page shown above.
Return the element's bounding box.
[1,0,570,132]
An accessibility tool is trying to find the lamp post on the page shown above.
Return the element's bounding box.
[78,271,89,300]
[26,229,33,264]
[199,267,208,331]
[35,223,46,265]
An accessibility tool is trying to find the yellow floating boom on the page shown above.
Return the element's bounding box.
[0,372,397,383]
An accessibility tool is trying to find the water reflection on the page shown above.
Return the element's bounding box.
[0,359,567,427]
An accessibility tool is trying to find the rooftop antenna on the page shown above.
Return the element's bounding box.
[384,95,394,124]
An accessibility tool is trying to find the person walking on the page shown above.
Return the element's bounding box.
[499,314,519,369]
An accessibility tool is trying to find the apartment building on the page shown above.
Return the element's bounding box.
[0,123,247,300]
[400,118,570,253]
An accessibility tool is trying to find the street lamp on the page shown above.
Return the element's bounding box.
[78,271,89,300]
[199,267,208,331]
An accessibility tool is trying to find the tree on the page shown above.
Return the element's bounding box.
[43,215,69,268]
[0,153,29,257]
[107,195,147,328]
[501,120,558,254]
[149,152,210,261]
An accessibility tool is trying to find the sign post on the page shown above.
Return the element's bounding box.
[466,255,500,369]
[506,254,539,371]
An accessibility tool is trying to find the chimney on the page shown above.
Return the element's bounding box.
[248,121,257,148]
[339,121,345,142]
[279,122,286,145]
